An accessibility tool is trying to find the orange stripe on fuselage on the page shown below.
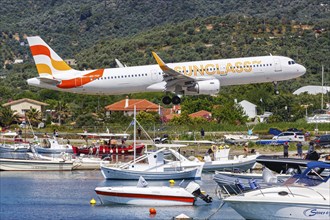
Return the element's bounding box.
[57,69,104,89]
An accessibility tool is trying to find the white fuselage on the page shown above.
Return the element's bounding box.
[27,55,306,95]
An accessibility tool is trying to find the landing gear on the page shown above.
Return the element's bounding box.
[172,96,181,105]
[162,95,181,105]
[273,81,280,95]
[162,96,172,105]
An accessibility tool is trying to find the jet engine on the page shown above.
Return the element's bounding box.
[186,79,220,95]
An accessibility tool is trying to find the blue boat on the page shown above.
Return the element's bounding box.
[255,139,290,145]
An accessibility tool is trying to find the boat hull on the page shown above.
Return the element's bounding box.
[95,186,195,206]
[0,158,73,171]
[100,165,201,180]
[226,200,330,220]
[203,158,256,172]
[35,147,73,154]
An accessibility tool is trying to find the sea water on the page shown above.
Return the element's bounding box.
[0,171,243,220]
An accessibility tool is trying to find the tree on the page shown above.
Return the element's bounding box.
[25,108,42,127]
[0,107,19,127]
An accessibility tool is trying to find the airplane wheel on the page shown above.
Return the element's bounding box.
[172,96,181,105]
[274,90,280,95]
[162,96,172,105]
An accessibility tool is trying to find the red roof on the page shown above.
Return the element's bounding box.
[189,110,212,119]
[105,98,161,112]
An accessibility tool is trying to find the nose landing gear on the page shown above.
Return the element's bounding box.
[273,81,280,95]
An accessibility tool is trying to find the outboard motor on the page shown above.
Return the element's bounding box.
[185,182,213,203]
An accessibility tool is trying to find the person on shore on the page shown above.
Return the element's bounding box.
[296,141,303,158]
[200,128,205,139]
[307,141,315,154]
[244,142,249,157]
[283,142,289,158]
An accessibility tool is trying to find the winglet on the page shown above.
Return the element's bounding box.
[152,52,169,71]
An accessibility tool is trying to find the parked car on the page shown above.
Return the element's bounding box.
[312,134,330,147]
[272,131,305,142]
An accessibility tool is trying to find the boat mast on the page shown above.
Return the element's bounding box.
[134,105,136,162]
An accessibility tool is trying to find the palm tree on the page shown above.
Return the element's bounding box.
[54,101,70,125]
[0,106,19,127]
[25,108,42,127]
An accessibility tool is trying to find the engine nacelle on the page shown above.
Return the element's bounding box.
[186,79,220,95]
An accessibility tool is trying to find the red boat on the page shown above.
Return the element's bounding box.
[72,132,145,156]
[72,143,145,156]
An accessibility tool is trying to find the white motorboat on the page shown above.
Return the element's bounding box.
[224,161,330,220]
[34,137,73,154]
[95,176,212,206]
[0,146,73,171]
[213,168,291,196]
[100,145,203,180]
[0,132,30,152]
[201,146,258,171]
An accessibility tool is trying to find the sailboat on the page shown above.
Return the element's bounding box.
[100,106,203,180]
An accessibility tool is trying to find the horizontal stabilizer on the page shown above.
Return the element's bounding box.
[38,77,61,85]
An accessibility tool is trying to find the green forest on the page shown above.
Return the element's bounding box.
[0,0,329,133]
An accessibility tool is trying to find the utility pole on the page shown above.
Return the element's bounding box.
[321,65,324,110]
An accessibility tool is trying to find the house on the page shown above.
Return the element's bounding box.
[161,105,181,122]
[105,97,162,116]
[238,100,257,119]
[189,110,212,121]
[2,98,49,117]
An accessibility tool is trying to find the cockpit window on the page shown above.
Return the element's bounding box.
[288,60,296,65]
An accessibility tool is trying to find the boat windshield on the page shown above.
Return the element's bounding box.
[287,167,330,186]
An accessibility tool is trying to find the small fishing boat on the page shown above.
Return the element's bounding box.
[202,146,258,172]
[72,133,145,156]
[0,146,73,171]
[224,161,330,220]
[34,137,73,154]
[0,132,30,153]
[95,176,212,206]
[100,145,203,180]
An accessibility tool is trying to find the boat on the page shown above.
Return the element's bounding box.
[213,168,290,196]
[34,137,73,154]
[95,176,212,206]
[100,145,203,180]
[256,155,325,174]
[201,145,258,172]
[0,132,30,153]
[255,139,290,145]
[72,132,145,156]
[224,161,330,220]
[0,148,73,171]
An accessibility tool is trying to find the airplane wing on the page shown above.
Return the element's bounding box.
[152,52,198,92]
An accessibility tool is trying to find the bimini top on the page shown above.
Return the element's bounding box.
[294,161,330,185]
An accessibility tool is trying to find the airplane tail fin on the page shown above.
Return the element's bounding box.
[27,36,73,78]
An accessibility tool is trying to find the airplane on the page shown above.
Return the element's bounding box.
[26,36,306,105]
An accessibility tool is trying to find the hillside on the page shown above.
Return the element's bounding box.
[0,0,329,61]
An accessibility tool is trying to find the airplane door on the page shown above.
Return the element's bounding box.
[150,70,159,81]
[273,58,282,72]
[75,77,83,87]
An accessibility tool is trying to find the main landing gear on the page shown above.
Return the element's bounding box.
[273,81,280,95]
[162,95,181,105]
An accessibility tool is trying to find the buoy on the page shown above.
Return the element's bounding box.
[149,208,157,214]
[90,198,96,205]
[169,179,175,184]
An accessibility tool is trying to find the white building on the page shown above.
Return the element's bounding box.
[238,100,257,119]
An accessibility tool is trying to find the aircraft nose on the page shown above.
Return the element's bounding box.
[300,65,306,75]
